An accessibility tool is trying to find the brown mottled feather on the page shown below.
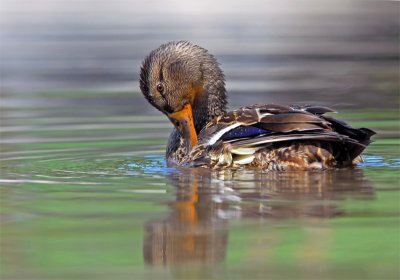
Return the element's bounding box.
[190,104,375,170]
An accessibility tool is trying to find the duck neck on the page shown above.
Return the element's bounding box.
[192,57,228,133]
[192,84,227,133]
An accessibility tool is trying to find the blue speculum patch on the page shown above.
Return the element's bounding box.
[221,126,269,141]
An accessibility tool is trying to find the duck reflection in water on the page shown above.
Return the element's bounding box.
[143,168,374,267]
[143,168,230,266]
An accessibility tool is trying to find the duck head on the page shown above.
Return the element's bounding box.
[139,41,227,151]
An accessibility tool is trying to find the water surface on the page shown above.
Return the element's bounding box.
[1,91,399,280]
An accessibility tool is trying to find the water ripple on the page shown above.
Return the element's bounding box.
[359,155,400,168]
[120,155,177,175]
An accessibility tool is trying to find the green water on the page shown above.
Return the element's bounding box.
[0,91,399,280]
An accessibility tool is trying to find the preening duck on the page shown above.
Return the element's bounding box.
[139,41,375,170]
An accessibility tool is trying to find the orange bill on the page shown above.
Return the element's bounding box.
[168,103,198,150]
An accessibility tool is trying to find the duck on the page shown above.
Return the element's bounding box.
[139,41,375,170]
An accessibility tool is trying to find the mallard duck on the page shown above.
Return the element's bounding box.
[139,41,375,170]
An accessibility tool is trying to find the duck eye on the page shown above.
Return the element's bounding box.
[156,83,164,93]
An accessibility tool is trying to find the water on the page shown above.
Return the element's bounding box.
[1,90,399,280]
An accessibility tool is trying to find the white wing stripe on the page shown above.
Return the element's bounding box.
[208,123,241,145]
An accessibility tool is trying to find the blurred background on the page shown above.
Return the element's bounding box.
[1,0,399,111]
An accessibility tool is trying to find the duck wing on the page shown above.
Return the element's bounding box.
[190,104,375,167]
